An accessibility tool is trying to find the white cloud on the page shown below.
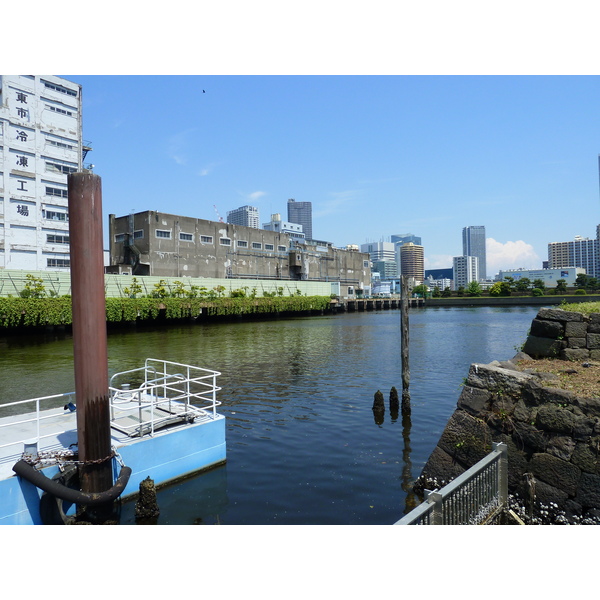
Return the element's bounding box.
[199,162,219,176]
[167,128,196,165]
[486,238,541,275]
[314,190,361,217]
[425,254,454,270]
[248,191,266,201]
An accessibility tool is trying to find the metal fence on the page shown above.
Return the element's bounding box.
[396,442,508,525]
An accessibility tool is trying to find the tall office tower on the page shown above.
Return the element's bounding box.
[360,241,396,262]
[0,75,85,271]
[227,205,260,228]
[453,255,479,290]
[462,226,487,280]
[548,231,600,279]
[391,233,422,246]
[400,242,425,281]
[287,198,312,240]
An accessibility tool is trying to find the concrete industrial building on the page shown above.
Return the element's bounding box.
[287,199,312,240]
[0,75,86,271]
[108,210,371,295]
[227,205,259,228]
[462,226,487,281]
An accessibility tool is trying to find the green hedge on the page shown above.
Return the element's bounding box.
[0,296,333,328]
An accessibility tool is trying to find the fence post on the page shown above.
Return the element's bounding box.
[493,442,508,508]
[425,489,443,525]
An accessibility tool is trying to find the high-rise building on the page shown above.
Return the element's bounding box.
[360,241,396,263]
[548,228,600,279]
[391,233,422,246]
[453,255,479,290]
[400,242,424,282]
[0,75,85,271]
[287,198,312,240]
[227,205,259,228]
[462,226,487,280]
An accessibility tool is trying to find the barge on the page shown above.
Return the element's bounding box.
[0,358,226,525]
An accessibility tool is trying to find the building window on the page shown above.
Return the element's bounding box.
[179,232,193,242]
[46,139,75,150]
[46,234,70,244]
[265,243,274,251]
[42,80,78,97]
[200,235,213,244]
[237,240,248,248]
[45,186,68,198]
[252,242,262,250]
[43,209,68,222]
[46,104,74,117]
[363,261,369,268]
[134,230,144,239]
[47,258,71,268]
[155,229,171,239]
[115,234,126,243]
[278,246,287,252]
[220,238,231,246]
[45,160,77,175]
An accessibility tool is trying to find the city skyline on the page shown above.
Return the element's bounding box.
[51,74,599,279]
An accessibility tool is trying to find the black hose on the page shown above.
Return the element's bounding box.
[13,459,132,506]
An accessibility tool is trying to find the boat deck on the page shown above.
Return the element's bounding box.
[0,401,215,481]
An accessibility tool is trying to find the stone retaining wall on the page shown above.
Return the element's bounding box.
[414,307,600,524]
[522,307,600,361]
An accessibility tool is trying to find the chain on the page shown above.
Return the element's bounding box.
[21,445,122,469]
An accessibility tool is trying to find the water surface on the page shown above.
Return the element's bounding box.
[0,306,540,524]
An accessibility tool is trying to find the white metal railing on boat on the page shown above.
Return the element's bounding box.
[108,359,222,438]
[396,442,508,525]
[0,359,221,464]
[0,392,77,461]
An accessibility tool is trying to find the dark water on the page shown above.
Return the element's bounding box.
[0,306,541,524]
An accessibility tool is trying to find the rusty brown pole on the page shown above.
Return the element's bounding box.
[68,172,113,495]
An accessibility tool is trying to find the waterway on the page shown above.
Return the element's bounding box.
[0,305,541,525]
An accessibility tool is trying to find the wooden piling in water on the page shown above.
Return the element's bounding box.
[68,172,113,497]
[400,276,411,415]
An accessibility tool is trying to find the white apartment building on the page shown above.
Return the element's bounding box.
[227,205,260,228]
[0,75,85,271]
[453,255,479,290]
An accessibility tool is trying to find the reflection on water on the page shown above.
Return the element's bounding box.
[1,306,541,524]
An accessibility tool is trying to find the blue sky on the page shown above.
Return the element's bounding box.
[67,74,600,276]
[8,2,600,278]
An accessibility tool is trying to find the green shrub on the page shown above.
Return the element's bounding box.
[575,288,587,295]
[531,288,544,296]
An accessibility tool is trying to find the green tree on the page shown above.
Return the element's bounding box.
[489,281,512,297]
[575,273,588,288]
[412,284,429,297]
[466,281,482,296]
[432,286,441,298]
[514,277,531,292]
[456,286,465,297]
[555,279,567,294]
[532,278,546,292]
[441,287,452,297]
